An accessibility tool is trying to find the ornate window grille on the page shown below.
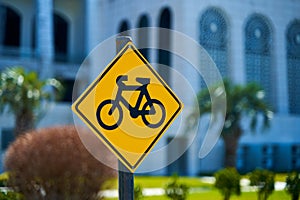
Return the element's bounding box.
[245,15,274,108]
[287,20,300,114]
[199,8,228,87]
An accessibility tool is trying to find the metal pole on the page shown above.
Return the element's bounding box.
[116,36,134,200]
[118,161,134,200]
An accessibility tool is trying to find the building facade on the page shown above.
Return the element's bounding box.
[0,0,300,175]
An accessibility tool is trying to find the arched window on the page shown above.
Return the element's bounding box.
[31,18,36,50]
[287,20,300,114]
[137,14,150,60]
[199,8,228,80]
[59,78,75,102]
[245,15,273,107]
[157,7,172,85]
[54,12,69,62]
[118,20,130,36]
[0,5,21,56]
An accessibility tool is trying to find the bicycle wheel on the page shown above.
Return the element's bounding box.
[141,99,166,128]
[96,100,123,130]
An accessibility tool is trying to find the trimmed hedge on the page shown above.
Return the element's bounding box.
[214,167,241,200]
[285,172,300,200]
[165,174,189,200]
[249,169,275,200]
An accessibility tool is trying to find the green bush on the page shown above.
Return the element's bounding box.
[0,191,23,200]
[285,172,300,200]
[134,184,143,200]
[214,167,241,200]
[5,125,117,200]
[0,172,9,187]
[249,169,275,200]
[165,174,189,200]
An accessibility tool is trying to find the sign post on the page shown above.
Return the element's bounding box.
[116,36,134,200]
[72,34,183,200]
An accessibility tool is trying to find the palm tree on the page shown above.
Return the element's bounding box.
[0,66,62,136]
[191,79,273,167]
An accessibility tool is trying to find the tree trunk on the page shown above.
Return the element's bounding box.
[224,192,231,200]
[222,126,242,167]
[14,109,35,136]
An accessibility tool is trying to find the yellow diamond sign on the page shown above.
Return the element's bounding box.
[72,42,183,172]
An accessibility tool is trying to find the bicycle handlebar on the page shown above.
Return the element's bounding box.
[136,77,150,84]
[117,75,150,86]
[116,75,128,84]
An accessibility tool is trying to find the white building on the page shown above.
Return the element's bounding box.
[0,0,299,175]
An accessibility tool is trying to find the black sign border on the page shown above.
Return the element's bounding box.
[74,43,183,171]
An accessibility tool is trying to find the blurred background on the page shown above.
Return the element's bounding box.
[0,0,299,177]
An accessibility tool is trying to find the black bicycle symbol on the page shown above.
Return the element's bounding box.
[96,75,166,130]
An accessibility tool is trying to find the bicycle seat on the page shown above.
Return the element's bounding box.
[136,77,150,85]
[116,75,128,84]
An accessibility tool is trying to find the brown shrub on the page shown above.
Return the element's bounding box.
[4,125,117,200]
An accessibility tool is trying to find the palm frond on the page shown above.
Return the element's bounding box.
[189,79,272,135]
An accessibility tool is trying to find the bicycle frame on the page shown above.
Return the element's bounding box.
[110,80,154,119]
[96,76,166,130]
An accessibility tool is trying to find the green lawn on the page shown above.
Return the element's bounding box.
[103,175,291,200]
[137,191,290,200]
[102,176,212,190]
[135,176,212,188]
